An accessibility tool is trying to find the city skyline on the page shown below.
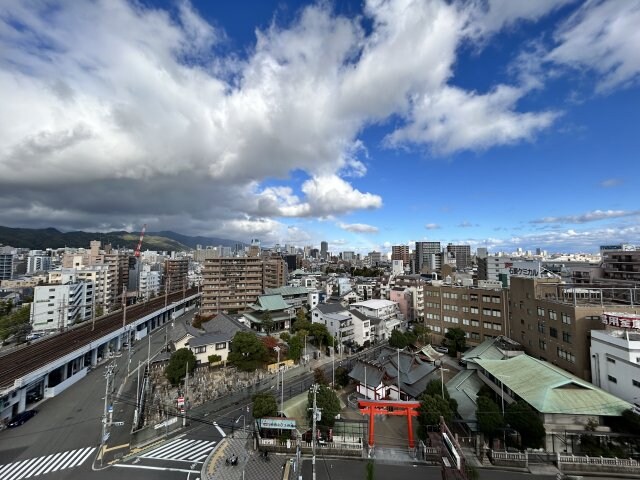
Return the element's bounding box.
[1,1,638,254]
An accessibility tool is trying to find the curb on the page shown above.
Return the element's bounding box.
[201,436,228,480]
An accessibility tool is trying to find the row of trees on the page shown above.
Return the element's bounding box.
[0,304,31,341]
[388,325,430,349]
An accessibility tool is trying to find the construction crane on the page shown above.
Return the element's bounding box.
[135,224,147,258]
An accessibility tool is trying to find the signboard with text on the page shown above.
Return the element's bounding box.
[504,261,540,278]
[602,312,640,329]
[259,418,296,430]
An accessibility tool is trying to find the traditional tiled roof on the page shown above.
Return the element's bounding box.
[314,303,348,314]
[249,294,291,312]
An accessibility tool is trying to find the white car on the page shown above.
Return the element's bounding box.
[434,346,449,354]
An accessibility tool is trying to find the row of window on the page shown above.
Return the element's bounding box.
[193,342,228,354]
[425,291,502,304]
[557,347,575,363]
[536,307,573,324]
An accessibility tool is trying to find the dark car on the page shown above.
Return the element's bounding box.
[26,391,42,403]
[8,410,37,427]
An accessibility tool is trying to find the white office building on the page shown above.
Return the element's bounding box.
[32,277,94,332]
[591,325,640,408]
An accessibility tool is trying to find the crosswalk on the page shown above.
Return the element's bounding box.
[0,447,95,480]
[140,438,216,463]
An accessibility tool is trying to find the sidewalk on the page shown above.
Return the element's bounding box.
[202,432,289,480]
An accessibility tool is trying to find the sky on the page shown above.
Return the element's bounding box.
[0,0,639,255]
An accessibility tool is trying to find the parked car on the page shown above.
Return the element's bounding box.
[26,391,42,403]
[434,346,449,354]
[8,410,37,428]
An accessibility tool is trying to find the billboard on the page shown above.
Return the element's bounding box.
[259,418,296,430]
[602,312,640,329]
[504,261,540,278]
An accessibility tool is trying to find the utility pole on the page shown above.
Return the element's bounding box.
[309,384,321,480]
[397,347,401,400]
[183,361,189,427]
[101,362,115,457]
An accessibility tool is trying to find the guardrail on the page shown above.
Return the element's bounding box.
[559,455,638,467]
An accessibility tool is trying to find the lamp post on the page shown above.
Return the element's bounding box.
[440,363,450,399]
[497,374,511,449]
[274,346,281,413]
[235,414,245,434]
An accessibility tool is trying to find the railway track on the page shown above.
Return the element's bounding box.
[0,288,199,391]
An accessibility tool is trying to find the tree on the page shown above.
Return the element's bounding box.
[413,324,431,345]
[416,394,453,440]
[0,306,31,341]
[309,322,331,349]
[227,331,268,371]
[292,317,311,333]
[389,329,409,349]
[288,334,303,361]
[262,312,274,334]
[280,332,291,343]
[444,327,466,354]
[314,367,328,385]
[476,396,504,441]
[165,348,196,386]
[208,354,222,365]
[308,385,341,427]
[505,401,545,448]
[252,393,278,419]
[335,366,350,388]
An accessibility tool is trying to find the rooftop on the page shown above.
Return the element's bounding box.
[351,299,397,309]
[264,286,310,297]
[475,355,632,416]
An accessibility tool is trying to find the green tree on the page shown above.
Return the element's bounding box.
[208,354,222,365]
[314,367,328,385]
[505,401,545,448]
[416,394,453,440]
[335,366,350,388]
[288,334,303,361]
[444,327,466,354]
[309,322,331,349]
[262,312,274,334]
[413,324,431,345]
[0,305,31,341]
[252,392,278,419]
[476,396,504,441]
[227,331,268,371]
[280,332,291,342]
[292,316,311,333]
[165,348,196,386]
[308,385,340,427]
[389,329,409,349]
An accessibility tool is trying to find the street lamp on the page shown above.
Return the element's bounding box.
[440,363,450,399]
[497,374,511,449]
[235,414,246,434]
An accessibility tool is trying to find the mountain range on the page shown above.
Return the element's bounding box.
[0,226,243,251]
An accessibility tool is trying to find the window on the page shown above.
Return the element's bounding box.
[557,347,575,363]
[549,310,557,321]
[470,332,480,340]
[492,309,502,317]
[194,346,206,354]
[492,296,501,304]
[537,321,545,334]
[462,319,470,325]
[462,294,469,300]
[470,294,478,302]
[493,323,501,331]
[471,307,479,314]
[462,306,470,313]
[215,342,227,350]
[483,308,492,316]
[549,327,558,338]
[608,375,617,384]
[562,331,572,344]
[633,380,640,388]
[561,313,571,324]
[537,307,545,317]
[607,357,615,364]
[482,296,491,303]
[471,320,479,327]
[539,339,546,350]
[483,322,491,329]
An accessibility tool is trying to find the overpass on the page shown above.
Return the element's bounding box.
[0,289,201,421]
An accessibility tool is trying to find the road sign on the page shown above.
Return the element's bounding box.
[177,396,184,406]
[108,405,113,413]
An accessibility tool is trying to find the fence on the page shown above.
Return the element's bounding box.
[559,455,638,467]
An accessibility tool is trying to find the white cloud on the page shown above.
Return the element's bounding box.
[600,178,622,188]
[338,222,379,234]
[531,209,640,224]
[547,1,640,92]
[458,221,476,228]
[0,0,570,235]
[387,85,559,153]
[425,223,441,230]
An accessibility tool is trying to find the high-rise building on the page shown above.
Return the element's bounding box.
[27,251,51,274]
[320,241,328,260]
[0,247,16,280]
[164,258,189,292]
[446,244,471,270]
[391,245,410,265]
[32,272,94,332]
[415,241,441,274]
[600,247,640,285]
[263,256,287,290]
[342,251,355,262]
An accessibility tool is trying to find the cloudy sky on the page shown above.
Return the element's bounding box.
[1,0,639,254]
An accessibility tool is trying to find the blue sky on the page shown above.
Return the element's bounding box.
[0,0,638,254]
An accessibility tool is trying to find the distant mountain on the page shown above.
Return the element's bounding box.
[149,230,244,249]
[0,226,243,251]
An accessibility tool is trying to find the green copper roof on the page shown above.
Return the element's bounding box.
[475,355,632,416]
[251,294,291,312]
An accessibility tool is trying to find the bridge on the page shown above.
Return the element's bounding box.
[0,288,200,421]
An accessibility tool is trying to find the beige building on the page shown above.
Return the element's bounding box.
[424,281,510,347]
[262,256,287,290]
[201,257,265,315]
[164,258,189,292]
[508,276,640,380]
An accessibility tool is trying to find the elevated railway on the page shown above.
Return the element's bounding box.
[0,288,199,395]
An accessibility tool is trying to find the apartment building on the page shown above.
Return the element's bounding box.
[600,248,640,285]
[424,281,509,347]
[32,274,94,332]
[263,256,287,290]
[164,257,189,292]
[201,257,264,315]
[0,247,16,280]
[27,251,51,273]
[391,245,410,265]
[509,276,640,381]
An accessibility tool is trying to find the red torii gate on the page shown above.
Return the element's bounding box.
[358,399,420,448]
